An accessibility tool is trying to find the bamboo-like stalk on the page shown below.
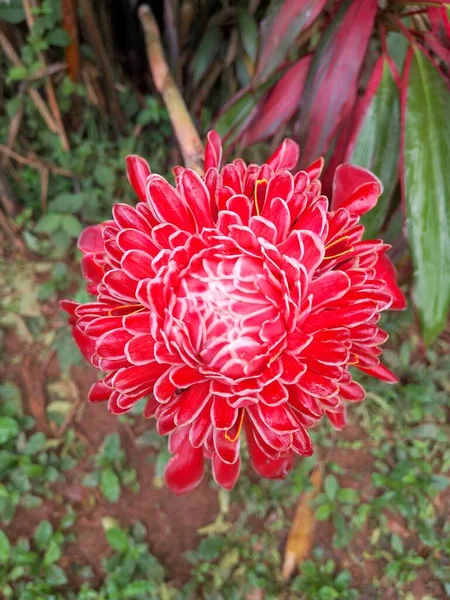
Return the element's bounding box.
[61,0,81,82]
[138,4,204,175]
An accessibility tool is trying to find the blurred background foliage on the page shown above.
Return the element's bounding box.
[0,1,449,598]
[0,0,449,342]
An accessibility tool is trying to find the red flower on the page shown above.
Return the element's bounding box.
[62,133,405,494]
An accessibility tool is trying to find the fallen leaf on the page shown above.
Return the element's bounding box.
[282,465,323,580]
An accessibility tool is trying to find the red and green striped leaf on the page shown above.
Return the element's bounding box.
[298,0,378,168]
[242,55,311,146]
[255,0,326,85]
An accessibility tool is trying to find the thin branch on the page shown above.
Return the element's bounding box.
[139,4,204,175]
[61,0,81,82]
[0,144,73,177]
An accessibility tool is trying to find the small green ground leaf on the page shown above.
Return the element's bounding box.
[106,527,129,552]
[0,530,11,563]
[403,47,450,344]
[101,467,121,502]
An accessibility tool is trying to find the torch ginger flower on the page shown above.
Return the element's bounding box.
[62,132,406,494]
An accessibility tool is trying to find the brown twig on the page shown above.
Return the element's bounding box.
[139,4,204,175]
[80,0,126,134]
[0,144,73,177]
[62,0,81,81]
[1,85,25,168]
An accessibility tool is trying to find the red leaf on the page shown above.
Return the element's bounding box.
[243,55,312,146]
[256,0,326,84]
[426,6,450,63]
[298,0,378,168]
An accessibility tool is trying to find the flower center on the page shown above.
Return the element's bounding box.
[180,254,284,380]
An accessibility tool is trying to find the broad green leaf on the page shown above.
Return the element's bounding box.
[0,0,25,24]
[106,526,129,552]
[0,416,19,444]
[34,213,63,234]
[403,48,450,344]
[323,474,339,500]
[238,8,259,63]
[34,520,53,549]
[349,58,400,238]
[62,214,83,237]
[46,27,71,47]
[192,28,223,85]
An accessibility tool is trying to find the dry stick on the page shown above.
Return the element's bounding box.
[80,0,126,134]
[2,86,25,168]
[0,144,73,177]
[0,32,59,135]
[138,4,205,175]
[61,0,81,82]
[22,0,70,151]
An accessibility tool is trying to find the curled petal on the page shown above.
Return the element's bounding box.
[126,155,151,202]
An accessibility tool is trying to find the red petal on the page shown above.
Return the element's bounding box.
[358,362,398,383]
[332,164,381,211]
[78,224,104,254]
[147,175,195,232]
[373,253,406,310]
[245,420,294,479]
[175,383,211,427]
[212,454,241,490]
[266,139,299,171]
[121,250,155,280]
[257,403,300,433]
[213,428,241,465]
[204,130,222,171]
[179,169,214,229]
[103,270,138,302]
[164,429,204,494]
[125,334,155,365]
[126,155,151,202]
[326,406,346,430]
[211,397,238,430]
[88,380,111,403]
[339,381,366,402]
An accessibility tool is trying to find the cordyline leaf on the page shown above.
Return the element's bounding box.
[255,0,326,85]
[298,0,378,168]
[402,46,450,345]
[425,6,450,63]
[282,466,322,580]
[242,55,312,146]
[192,27,224,85]
[347,57,401,239]
[214,73,281,142]
[238,7,259,64]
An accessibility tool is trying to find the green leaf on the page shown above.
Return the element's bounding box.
[0,417,19,444]
[315,503,332,521]
[34,213,63,234]
[0,0,25,24]
[44,539,62,564]
[102,433,121,461]
[324,474,339,500]
[403,47,450,344]
[94,164,115,187]
[101,467,120,502]
[46,564,68,586]
[106,526,130,552]
[34,520,53,549]
[349,57,400,239]
[412,423,447,442]
[238,8,259,63]
[196,535,226,560]
[62,214,83,237]
[192,28,223,85]
[48,193,87,213]
[23,432,46,455]
[46,27,71,47]
[0,530,11,563]
[0,381,23,416]
[337,488,359,504]
[123,580,157,597]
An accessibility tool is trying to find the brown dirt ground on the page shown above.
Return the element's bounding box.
[1,323,447,597]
